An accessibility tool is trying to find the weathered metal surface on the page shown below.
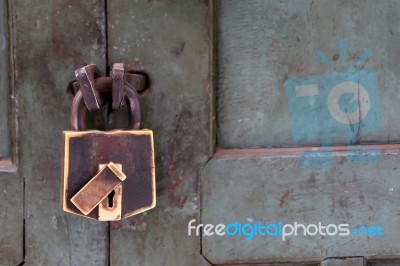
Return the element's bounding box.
[321,257,368,266]
[202,148,400,264]
[217,0,400,148]
[108,0,213,265]
[13,0,109,264]
[11,0,400,264]
[203,1,400,264]
[0,173,23,265]
[68,71,149,97]
[62,130,155,220]
[0,0,9,158]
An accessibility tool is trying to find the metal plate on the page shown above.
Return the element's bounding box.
[202,147,400,264]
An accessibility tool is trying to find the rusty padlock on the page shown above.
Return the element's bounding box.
[61,68,155,221]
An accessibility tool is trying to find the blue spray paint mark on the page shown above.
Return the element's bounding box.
[300,151,333,168]
[346,148,381,164]
[286,70,381,142]
[352,49,373,67]
[286,40,382,168]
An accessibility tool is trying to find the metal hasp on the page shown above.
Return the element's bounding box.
[70,162,126,216]
[75,64,103,111]
[61,63,156,221]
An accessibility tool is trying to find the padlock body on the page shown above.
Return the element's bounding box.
[61,130,155,220]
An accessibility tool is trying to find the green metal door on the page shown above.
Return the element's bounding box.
[2,0,400,265]
[202,1,400,265]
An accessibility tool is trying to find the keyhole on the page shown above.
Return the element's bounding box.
[107,190,115,208]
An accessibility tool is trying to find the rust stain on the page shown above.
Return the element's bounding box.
[110,221,122,230]
[168,176,187,209]
[164,139,187,208]
[279,189,292,207]
[52,22,72,59]
[133,58,141,66]
[51,18,87,66]
[166,140,177,176]
[139,86,152,98]
[168,176,183,194]
[332,53,339,61]
[174,195,187,209]
[162,109,194,209]
[51,0,102,66]
[156,185,166,196]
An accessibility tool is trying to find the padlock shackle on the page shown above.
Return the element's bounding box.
[70,77,143,131]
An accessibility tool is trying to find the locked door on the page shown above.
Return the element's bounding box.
[3,0,400,265]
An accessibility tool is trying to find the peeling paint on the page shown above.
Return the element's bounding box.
[168,176,183,194]
[166,140,177,176]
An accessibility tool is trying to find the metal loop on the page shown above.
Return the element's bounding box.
[70,77,142,131]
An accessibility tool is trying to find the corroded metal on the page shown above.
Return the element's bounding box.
[111,63,125,110]
[70,76,143,131]
[75,64,103,111]
[68,71,149,98]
